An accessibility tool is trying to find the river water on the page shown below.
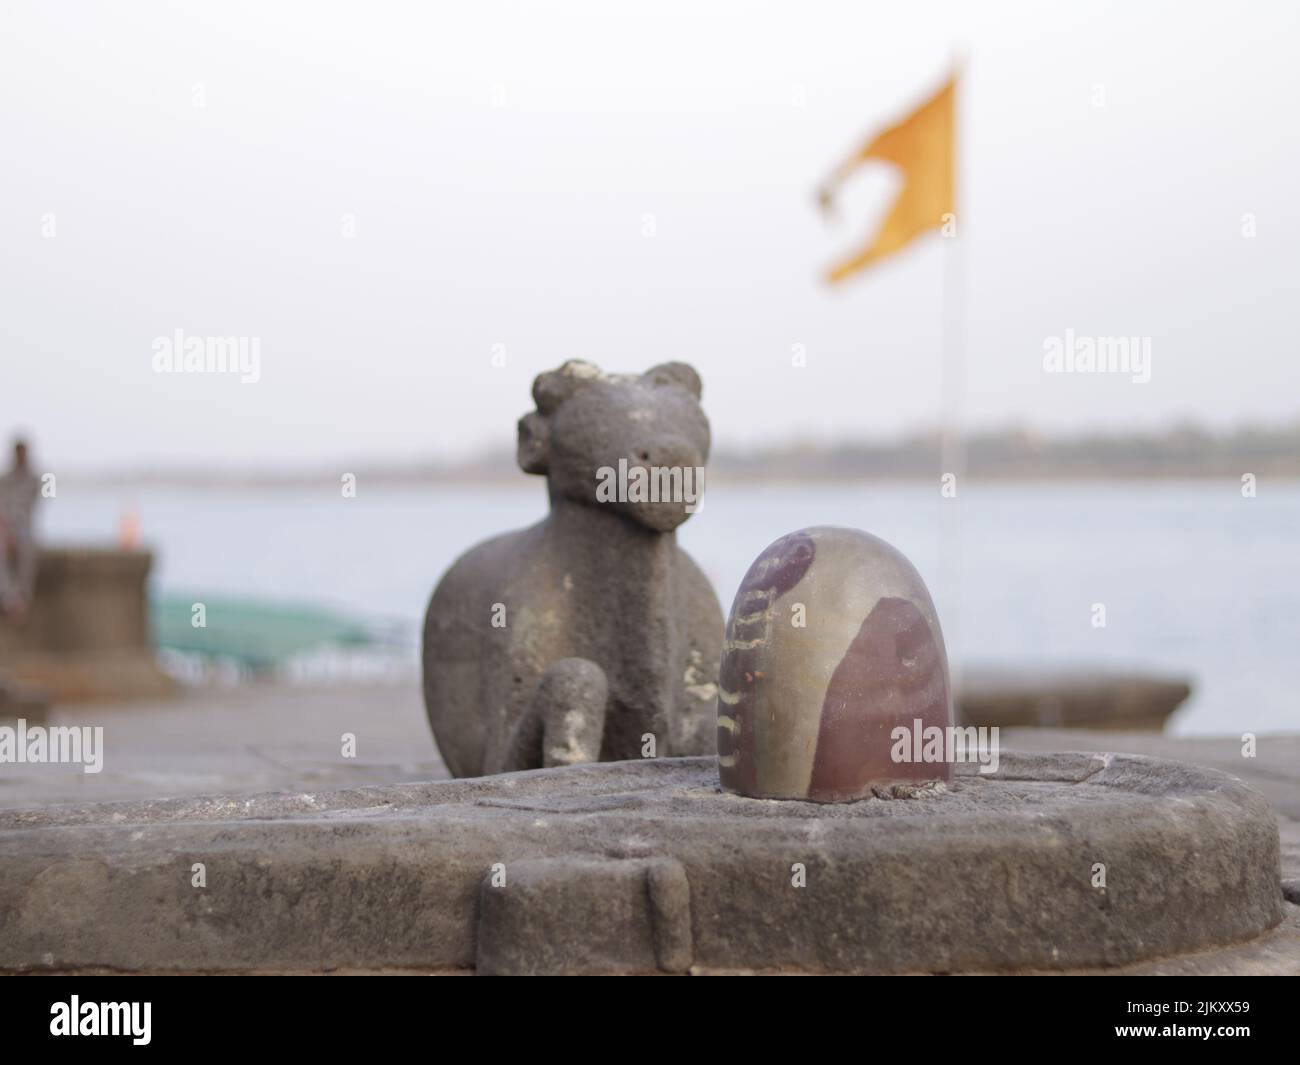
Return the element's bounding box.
[42,478,1300,736]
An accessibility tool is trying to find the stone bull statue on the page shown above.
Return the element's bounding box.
[423,360,724,777]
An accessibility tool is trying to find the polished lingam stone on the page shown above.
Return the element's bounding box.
[716,526,953,801]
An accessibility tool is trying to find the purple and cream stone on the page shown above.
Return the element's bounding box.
[717,525,953,801]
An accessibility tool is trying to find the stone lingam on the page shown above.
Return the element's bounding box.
[422,359,723,777]
[718,526,954,802]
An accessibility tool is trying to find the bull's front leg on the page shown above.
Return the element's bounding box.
[491,658,608,773]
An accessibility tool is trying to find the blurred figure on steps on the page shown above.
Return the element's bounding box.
[0,437,42,620]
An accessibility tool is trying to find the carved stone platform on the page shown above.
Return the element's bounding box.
[0,753,1284,974]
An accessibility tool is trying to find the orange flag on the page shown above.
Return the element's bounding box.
[819,74,955,283]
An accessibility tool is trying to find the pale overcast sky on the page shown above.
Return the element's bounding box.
[3,0,1298,472]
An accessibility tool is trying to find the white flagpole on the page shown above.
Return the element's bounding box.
[938,58,966,705]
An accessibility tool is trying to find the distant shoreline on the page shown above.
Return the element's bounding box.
[52,469,1300,489]
[48,422,1300,487]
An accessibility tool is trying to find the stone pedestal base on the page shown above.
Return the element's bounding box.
[0,754,1283,974]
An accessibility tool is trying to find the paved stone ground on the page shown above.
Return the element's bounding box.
[0,682,449,809]
[2,683,1295,974]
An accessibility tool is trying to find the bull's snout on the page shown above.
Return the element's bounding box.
[629,438,703,474]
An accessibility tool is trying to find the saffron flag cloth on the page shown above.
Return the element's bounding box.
[819,73,955,283]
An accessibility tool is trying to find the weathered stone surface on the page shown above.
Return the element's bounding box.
[477,857,692,975]
[999,729,1300,884]
[0,752,1282,974]
[422,361,723,777]
[718,526,952,801]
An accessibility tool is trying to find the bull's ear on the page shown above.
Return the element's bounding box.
[533,360,603,414]
[517,412,550,475]
[644,361,702,399]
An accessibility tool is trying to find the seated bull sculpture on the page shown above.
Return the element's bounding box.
[422,360,723,777]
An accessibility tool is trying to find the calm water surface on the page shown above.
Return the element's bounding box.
[43,479,1300,736]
